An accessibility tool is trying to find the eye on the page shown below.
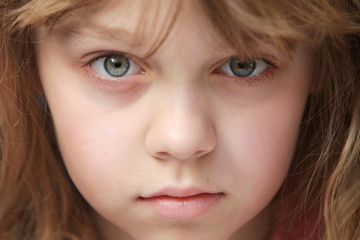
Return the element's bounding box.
[219,58,269,78]
[90,54,141,78]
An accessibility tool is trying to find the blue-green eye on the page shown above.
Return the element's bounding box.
[91,54,141,78]
[220,58,269,78]
[230,58,256,77]
[104,55,129,77]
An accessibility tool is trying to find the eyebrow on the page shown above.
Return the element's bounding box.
[54,20,133,45]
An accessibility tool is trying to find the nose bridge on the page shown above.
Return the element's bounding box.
[145,83,216,161]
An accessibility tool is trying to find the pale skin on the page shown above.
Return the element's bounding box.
[36,0,314,239]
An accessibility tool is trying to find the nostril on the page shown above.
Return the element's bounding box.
[154,150,210,161]
[154,152,170,160]
[195,150,208,158]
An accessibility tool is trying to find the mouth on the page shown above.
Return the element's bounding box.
[138,188,224,220]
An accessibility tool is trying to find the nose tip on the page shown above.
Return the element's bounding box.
[145,114,216,161]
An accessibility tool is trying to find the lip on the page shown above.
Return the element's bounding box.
[138,187,224,220]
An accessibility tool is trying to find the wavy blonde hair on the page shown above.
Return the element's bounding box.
[0,0,359,239]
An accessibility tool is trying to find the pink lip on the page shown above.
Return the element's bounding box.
[139,187,224,220]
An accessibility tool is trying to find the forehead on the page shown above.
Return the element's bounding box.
[37,0,300,62]
[49,0,235,57]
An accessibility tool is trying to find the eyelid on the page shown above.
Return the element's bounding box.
[86,52,145,79]
[81,51,142,68]
[92,56,139,78]
[215,57,277,77]
[78,51,150,92]
[211,56,280,88]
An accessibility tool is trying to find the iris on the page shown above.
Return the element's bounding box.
[104,55,130,77]
[229,58,256,77]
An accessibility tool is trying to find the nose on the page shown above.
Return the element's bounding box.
[145,88,216,161]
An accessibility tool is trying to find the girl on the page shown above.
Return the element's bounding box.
[0,0,359,239]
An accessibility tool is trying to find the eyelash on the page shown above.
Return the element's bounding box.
[84,52,278,89]
[83,52,145,91]
[213,58,278,87]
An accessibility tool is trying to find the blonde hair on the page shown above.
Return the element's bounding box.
[0,0,359,239]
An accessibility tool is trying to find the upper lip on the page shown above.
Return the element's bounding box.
[139,186,222,199]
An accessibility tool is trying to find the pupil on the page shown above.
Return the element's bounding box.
[237,62,246,69]
[113,60,122,68]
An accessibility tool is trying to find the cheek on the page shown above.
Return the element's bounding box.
[218,54,312,198]
[36,44,146,203]
[216,84,309,201]
[55,112,120,194]
[242,109,298,183]
[247,101,302,171]
[47,86,148,206]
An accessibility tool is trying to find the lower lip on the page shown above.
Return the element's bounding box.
[139,193,223,220]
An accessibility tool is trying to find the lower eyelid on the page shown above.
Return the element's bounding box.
[84,65,145,92]
[213,66,277,87]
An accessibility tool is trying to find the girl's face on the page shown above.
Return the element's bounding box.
[37,0,313,239]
